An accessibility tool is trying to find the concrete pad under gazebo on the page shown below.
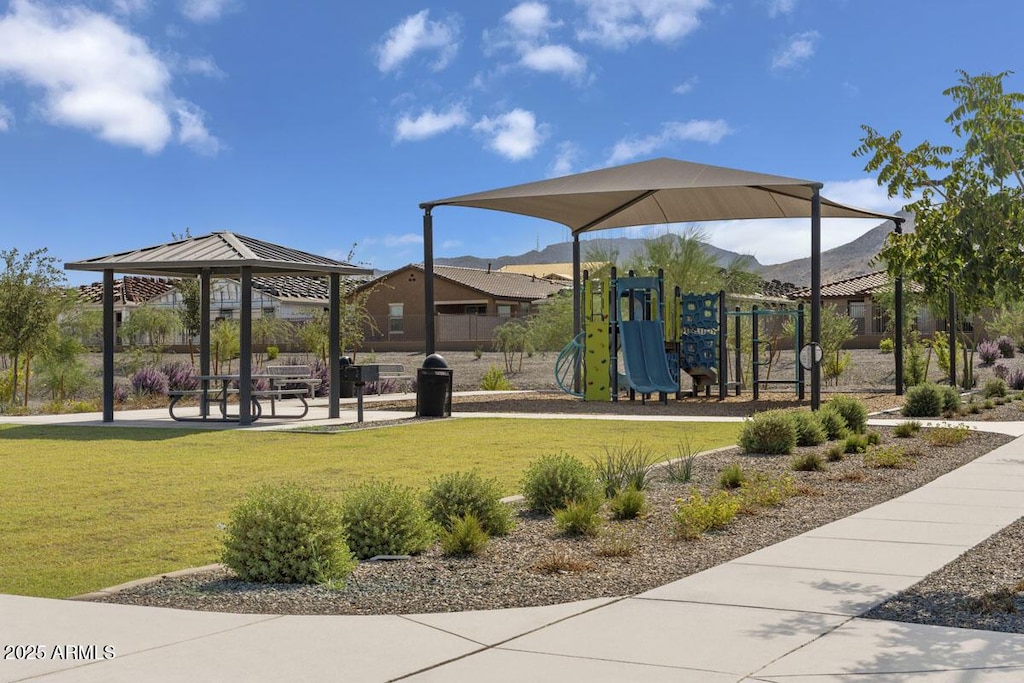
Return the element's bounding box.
[66,231,372,425]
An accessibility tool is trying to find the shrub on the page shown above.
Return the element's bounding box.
[266,345,280,361]
[664,443,698,483]
[826,395,868,433]
[994,362,1009,381]
[923,424,971,446]
[825,444,845,461]
[423,470,514,536]
[439,513,489,557]
[113,384,131,403]
[521,452,599,513]
[791,410,827,447]
[843,433,871,454]
[1007,368,1024,391]
[738,410,797,455]
[673,489,740,540]
[997,336,1016,358]
[221,483,355,585]
[592,442,656,497]
[791,452,826,472]
[984,398,996,409]
[864,445,914,469]
[902,383,943,417]
[130,366,169,396]
[978,340,1000,365]
[718,463,747,490]
[893,420,922,438]
[817,406,849,440]
[942,385,962,412]
[310,359,329,397]
[480,366,513,391]
[866,431,882,446]
[341,481,435,560]
[983,377,1009,399]
[878,338,894,354]
[609,486,646,520]
[554,497,603,536]
[740,473,799,510]
[161,362,198,391]
[595,530,636,557]
[472,346,484,360]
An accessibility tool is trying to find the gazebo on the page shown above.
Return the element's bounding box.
[420,157,904,408]
[66,231,372,425]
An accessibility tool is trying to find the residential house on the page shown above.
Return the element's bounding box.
[353,264,569,351]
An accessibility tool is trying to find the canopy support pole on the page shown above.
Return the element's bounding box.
[572,233,582,394]
[200,269,211,417]
[894,218,904,396]
[239,267,252,426]
[948,288,957,388]
[329,273,340,419]
[811,187,822,410]
[423,208,435,356]
[102,269,114,422]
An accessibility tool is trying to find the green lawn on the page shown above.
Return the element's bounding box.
[0,419,742,598]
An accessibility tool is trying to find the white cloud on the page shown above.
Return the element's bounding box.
[519,44,587,77]
[474,109,547,161]
[0,103,12,131]
[180,0,235,23]
[363,233,423,249]
[110,0,149,15]
[394,104,469,141]
[606,119,732,165]
[771,30,820,71]
[767,0,797,17]
[505,2,560,37]
[441,239,463,250]
[183,55,225,79]
[550,140,580,176]
[0,0,219,154]
[575,0,713,48]
[376,10,460,73]
[672,75,698,94]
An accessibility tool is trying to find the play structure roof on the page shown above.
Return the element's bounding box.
[422,157,895,231]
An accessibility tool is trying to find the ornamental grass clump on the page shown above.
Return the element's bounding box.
[816,405,849,440]
[738,409,797,455]
[790,452,826,472]
[902,383,944,417]
[480,366,513,391]
[522,452,599,513]
[664,438,700,483]
[893,420,922,438]
[439,513,490,557]
[983,377,1009,399]
[423,470,514,536]
[825,395,868,433]
[791,410,827,447]
[221,483,356,585]
[341,481,435,560]
[864,445,914,469]
[554,497,604,536]
[718,463,747,490]
[609,486,646,520]
[592,441,656,497]
[673,489,740,540]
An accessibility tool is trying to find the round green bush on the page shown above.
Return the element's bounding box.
[221,483,355,585]
[902,383,943,417]
[941,385,961,412]
[816,405,849,440]
[423,470,514,536]
[738,409,797,455]
[983,377,1008,399]
[825,395,868,433]
[790,410,827,447]
[521,452,599,513]
[341,480,436,560]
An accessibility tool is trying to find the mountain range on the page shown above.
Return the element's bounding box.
[437,212,914,288]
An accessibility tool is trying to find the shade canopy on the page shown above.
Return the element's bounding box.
[422,157,894,231]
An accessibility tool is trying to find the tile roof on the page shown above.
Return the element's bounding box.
[76,276,176,304]
[359,264,569,300]
[790,270,924,299]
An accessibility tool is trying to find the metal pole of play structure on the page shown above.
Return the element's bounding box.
[718,290,727,400]
[734,306,742,397]
[610,267,619,402]
[797,304,806,401]
[894,218,905,396]
[752,306,760,401]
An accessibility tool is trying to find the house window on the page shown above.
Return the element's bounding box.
[848,301,867,335]
[497,304,512,318]
[464,304,486,315]
[388,304,404,334]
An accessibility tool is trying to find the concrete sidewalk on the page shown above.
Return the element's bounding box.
[4,428,1024,681]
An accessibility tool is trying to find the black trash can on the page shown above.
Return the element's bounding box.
[416,354,453,417]
[338,356,355,399]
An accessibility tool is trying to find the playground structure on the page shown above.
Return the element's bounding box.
[556,268,807,403]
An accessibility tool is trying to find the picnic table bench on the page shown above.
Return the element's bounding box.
[167,368,321,421]
[256,366,323,418]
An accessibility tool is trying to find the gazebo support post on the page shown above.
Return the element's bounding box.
[423,208,435,356]
[102,269,114,422]
[948,288,957,388]
[239,267,253,425]
[572,233,581,394]
[200,269,211,417]
[811,186,822,410]
[329,273,341,419]
[894,218,904,396]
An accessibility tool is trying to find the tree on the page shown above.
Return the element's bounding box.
[174,277,202,364]
[527,292,574,352]
[252,314,294,366]
[211,319,240,374]
[624,229,760,297]
[0,248,66,404]
[855,70,1024,317]
[118,305,179,350]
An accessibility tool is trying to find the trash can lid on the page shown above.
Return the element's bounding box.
[339,356,353,366]
[422,353,449,369]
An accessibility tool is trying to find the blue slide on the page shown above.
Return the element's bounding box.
[618,320,678,396]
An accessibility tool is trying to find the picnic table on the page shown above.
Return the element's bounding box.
[167,370,322,422]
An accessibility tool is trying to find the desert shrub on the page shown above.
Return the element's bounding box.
[893,420,922,438]
[221,483,355,585]
[161,361,198,391]
[739,472,799,510]
[902,383,943,417]
[843,433,871,454]
[826,395,868,433]
[866,431,882,446]
[997,336,1016,358]
[942,385,962,412]
[609,486,646,520]
[738,410,797,455]
[266,345,280,361]
[923,424,971,446]
[791,452,826,472]
[131,366,169,396]
[341,481,435,560]
[423,470,514,536]
[864,445,914,469]
[673,489,740,540]
[978,340,1000,365]
[113,384,131,403]
[595,530,636,557]
[1007,368,1024,391]
[994,362,1009,381]
[521,452,599,513]
[817,406,849,440]
[718,463,747,490]
[791,410,827,447]
[480,365,513,391]
[904,338,927,386]
[439,513,489,557]
[825,444,845,461]
[983,377,1009,399]
[983,398,995,409]
[592,442,656,497]
[878,338,894,354]
[554,497,603,536]
[310,359,329,397]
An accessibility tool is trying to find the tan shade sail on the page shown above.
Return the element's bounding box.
[422,157,894,232]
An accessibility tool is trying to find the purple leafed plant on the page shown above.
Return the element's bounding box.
[977,340,1000,366]
[311,359,329,396]
[131,367,169,396]
[113,384,131,403]
[161,362,198,391]
[997,335,1016,358]
[1008,367,1024,391]
[994,362,1009,381]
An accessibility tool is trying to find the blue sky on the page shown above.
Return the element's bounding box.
[0,0,1020,286]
